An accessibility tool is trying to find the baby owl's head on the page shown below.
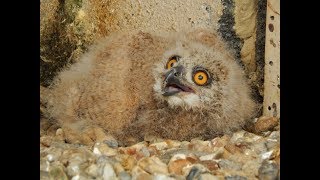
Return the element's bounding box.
[153,30,245,111]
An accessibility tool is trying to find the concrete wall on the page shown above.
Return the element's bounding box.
[263,0,280,118]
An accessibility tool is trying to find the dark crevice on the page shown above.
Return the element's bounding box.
[218,0,266,107]
[254,0,267,104]
[218,0,244,68]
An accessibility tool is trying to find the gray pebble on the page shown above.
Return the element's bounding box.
[218,159,242,171]
[49,165,68,180]
[118,171,132,180]
[258,161,279,180]
[186,166,202,180]
[104,139,119,148]
[225,175,247,180]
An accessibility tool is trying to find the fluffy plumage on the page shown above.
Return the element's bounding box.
[43,29,257,146]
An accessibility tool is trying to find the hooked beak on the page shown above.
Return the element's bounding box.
[162,66,194,96]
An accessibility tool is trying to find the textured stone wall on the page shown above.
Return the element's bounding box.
[40,0,267,106]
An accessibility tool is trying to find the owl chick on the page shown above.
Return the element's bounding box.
[43,29,257,146]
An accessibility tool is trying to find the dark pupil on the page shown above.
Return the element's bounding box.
[198,75,203,80]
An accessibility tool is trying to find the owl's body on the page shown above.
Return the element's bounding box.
[44,30,257,145]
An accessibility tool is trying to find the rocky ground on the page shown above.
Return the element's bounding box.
[40,116,279,180]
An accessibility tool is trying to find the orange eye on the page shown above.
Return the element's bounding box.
[166,58,177,69]
[193,71,208,86]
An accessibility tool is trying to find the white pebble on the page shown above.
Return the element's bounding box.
[46,154,54,162]
[103,163,117,180]
[71,175,80,180]
[93,147,102,156]
[261,150,273,160]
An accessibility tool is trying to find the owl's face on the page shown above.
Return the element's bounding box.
[153,39,232,110]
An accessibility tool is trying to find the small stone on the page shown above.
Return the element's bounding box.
[261,150,274,160]
[160,148,208,164]
[140,146,151,157]
[49,165,68,180]
[170,153,187,161]
[211,136,229,148]
[186,154,199,164]
[55,128,65,141]
[131,166,153,180]
[165,140,182,148]
[47,124,60,136]
[261,131,272,137]
[113,162,128,178]
[153,174,177,180]
[67,163,81,177]
[85,164,99,177]
[104,139,119,148]
[103,135,119,148]
[249,140,268,156]
[189,139,213,152]
[199,147,224,161]
[241,160,261,178]
[230,131,246,143]
[199,173,221,180]
[46,148,63,162]
[111,162,122,172]
[180,141,191,148]
[46,154,55,162]
[60,148,92,165]
[40,159,50,172]
[95,156,111,175]
[118,171,132,180]
[218,159,242,171]
[40,136,53,147]
[230,131,263,154]
[147,145,160,156]
[200,160,219,171]
[65,151,92,177]
[168,159,192,175]
[93,142,117,156]
[138,156,168,175]
[149,141,168,151]
[274,155,280,166]
[258,161,279,180]
[71,175,80,180]
[71,174,91,180]
[225,175,248,180]
[129,142,148,152]
[184,165,207,179]
[120,154,137,171]
[231,131,262,144]
[103,163,117,180]
[221,148,233,159]
[199,154,216,161]
[268,131,280,142]
[254,116,279,133]
[144,134,164,143]
[224,143,242,154]
[96,155,109,164]
[243,131,263,142]
[40,170,50,180]
[266,139,278,150]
